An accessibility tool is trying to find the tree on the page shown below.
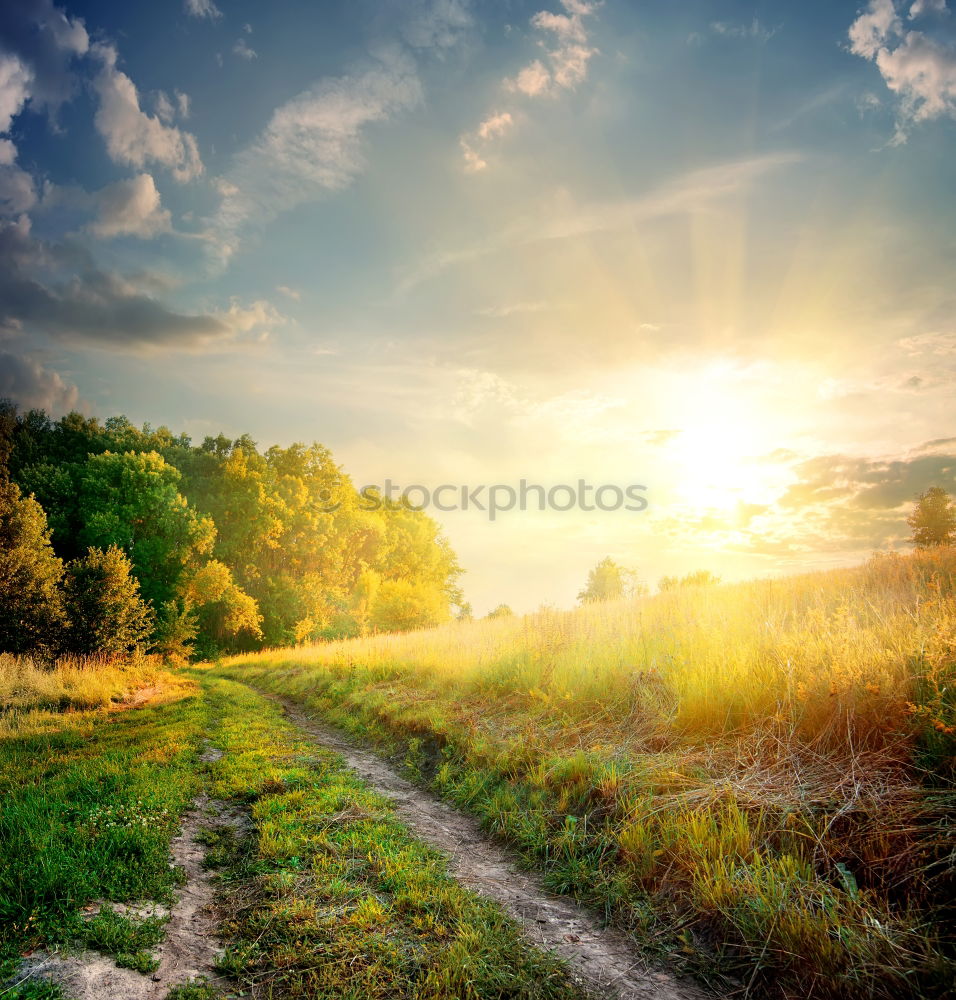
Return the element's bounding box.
[908,487,956,549]
[577,557,627,604]
[63,546,153,656]
[485,604,514,619]
[77,451,215,608]
[0,480,65,655]
[152,599,199,664]
[370,579,450,633]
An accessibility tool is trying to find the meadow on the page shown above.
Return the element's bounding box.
[214,548,956,998]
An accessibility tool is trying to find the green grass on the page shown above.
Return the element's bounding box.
[1,662,589,999]
[212,549,956,1000]
[0,685,206,981]
[199,674,585,1000]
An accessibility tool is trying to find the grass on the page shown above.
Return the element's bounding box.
[199,674,585,999]
[214,548,956,999]
[0,652,589,999]
[0,676,205,983]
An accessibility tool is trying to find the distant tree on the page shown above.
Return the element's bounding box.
[63,546,154,656]
[659,570,721,592]
[0,480,65,655]
[455,601,474,622]
[578,557,627,604]
[485,604,514,619]
[908,487,956,549]
[370,579,450,633]
[182,560,262,652]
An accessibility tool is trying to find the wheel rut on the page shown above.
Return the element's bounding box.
[272,694,713,1000]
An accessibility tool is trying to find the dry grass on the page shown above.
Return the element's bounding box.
[217,548,956,998]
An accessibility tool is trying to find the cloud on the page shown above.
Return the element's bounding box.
[0,53,33,134]
[709,18,779,43]
[505,0,600,98]
[276,284,301,300]
[909,0,949,17]
[233,38,257,60]
[460,111,514,172]
[91,43,203,182]
[462,1,599,171]
[89,173,172,239]
[209,48,422,261]
[0,350,79,413]
[184,0,222,20]
[848,0,956,140]
[0,215,232,351]
[0,0,88,121]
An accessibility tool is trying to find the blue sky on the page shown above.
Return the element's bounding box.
[2,0,955,611]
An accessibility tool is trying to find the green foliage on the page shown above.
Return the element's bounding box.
[77,451,216,609]
[0,479,65,655]
[63,546,154,656]
[577,556,627,604]
[370,579,451,633]
[1,404,464,655]
[908,486,956,549]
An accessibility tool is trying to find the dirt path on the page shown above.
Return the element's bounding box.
[17,762,237,999]
[274,696,712,1000]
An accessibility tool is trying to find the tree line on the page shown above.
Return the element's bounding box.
[0,403,463,660]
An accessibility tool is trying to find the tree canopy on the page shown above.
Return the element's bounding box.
[908,487,956,549]
[0,404,465,658]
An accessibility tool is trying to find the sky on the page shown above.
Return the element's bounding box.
[1,0,955,614]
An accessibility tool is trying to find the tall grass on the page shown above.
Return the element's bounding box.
[0,653,170,717]
[217,548,956,998]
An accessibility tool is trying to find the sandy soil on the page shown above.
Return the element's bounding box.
[276,696,713,1000]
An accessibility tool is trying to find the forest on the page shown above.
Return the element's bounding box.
[0,402,463,660]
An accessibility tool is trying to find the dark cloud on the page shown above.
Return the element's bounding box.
[781,451,956,512]
[0,0,89,119]
[0,217,230,351]
[0,349,79,413]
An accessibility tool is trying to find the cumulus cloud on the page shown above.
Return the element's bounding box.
[462,1,599,171]
[89,173,172,239]
[184,0,222,20]
[0,350,80,413]
[0,55,38,217]
[848,0,956,140]
[505,0,599,97]
[460,111,514,172]
[0,0,88,121]
[209,48,422,261]
[91,43,203,182]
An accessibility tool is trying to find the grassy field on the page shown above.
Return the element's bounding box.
[0,660,586,999]
[215,548,956,999]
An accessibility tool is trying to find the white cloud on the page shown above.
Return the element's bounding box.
[184,0,222,20]
[849,0,901,59]
[154,90,175,123]
[176,90,191,118]
[0,54,33,133]
[909,0,949,17]
[233,38,258,60]
[276,284,301,300]
[210,48,422,261]
[460,111,514,172]
[465,1,599,171]
[507,59,552,97]
[91,43,203,181]
[89,173,172,239]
